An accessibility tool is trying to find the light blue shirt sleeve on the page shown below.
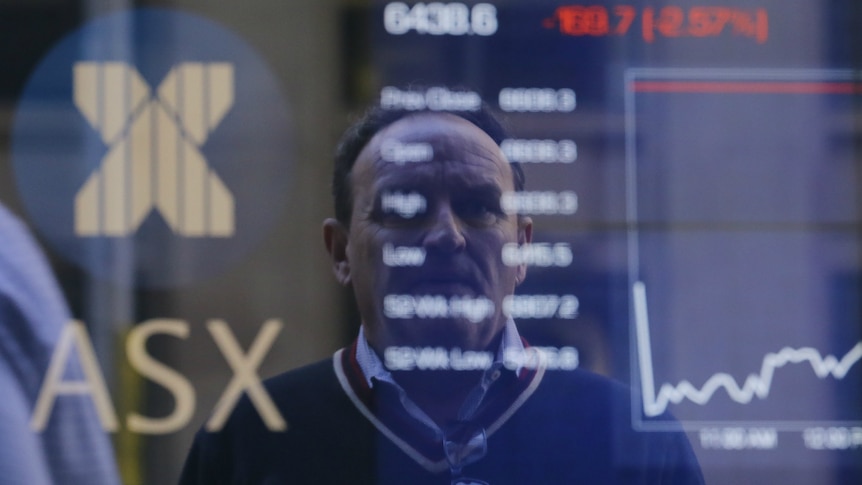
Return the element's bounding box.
[0,203,121,485]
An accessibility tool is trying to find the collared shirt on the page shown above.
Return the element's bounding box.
[353,318,527,475]
[355,317,526,389]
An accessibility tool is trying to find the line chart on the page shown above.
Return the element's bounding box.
[633,281,862,419]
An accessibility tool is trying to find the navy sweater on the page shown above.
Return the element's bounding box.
[180,346,703,485]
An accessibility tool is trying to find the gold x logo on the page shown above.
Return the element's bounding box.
[74,62,235,237]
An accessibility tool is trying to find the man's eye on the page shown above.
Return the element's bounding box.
[457,199,498,222]
[377,191,428,223]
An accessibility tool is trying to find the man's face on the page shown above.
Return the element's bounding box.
[329,113,531,352]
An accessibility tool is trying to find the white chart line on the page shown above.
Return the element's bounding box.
[633,281,862,418]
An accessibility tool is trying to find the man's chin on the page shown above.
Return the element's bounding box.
[407,282,478,297]
[384,315,498,351]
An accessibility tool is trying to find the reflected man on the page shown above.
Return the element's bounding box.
[180,105,703,484]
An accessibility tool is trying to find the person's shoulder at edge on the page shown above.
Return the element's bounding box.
[0,203,123,485]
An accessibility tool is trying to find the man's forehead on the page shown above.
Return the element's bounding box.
[373,112,492,145]
[354,112,512,188]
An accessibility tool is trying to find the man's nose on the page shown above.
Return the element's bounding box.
[422,204,466,253]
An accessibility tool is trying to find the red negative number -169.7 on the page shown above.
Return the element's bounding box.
[544,5,768,44]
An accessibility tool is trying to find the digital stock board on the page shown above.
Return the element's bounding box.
[1,1,861,484]
[365,1,862,482]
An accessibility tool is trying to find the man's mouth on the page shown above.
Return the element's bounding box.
[403,268,480,295]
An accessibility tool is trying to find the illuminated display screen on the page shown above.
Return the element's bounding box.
[0,1,860,484]
[367,0,862,481]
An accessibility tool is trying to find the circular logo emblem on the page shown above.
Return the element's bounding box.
[12,8,293,288]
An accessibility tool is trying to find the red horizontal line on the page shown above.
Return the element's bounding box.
[631,81,862,94]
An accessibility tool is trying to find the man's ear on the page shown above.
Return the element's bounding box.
[323,218,351,286]
[515,216,533,286]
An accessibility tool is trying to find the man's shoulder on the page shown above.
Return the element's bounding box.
[528,367,685,431]
[179,352,377,484]
[262,356,339,400]
[530,366,632,405]
[505,367,704,483]
[227,354,351,427]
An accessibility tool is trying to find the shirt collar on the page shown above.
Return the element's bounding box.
[355,317,525,389]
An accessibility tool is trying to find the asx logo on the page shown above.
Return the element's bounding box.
[74,61,235,237]
[12,8,293,287]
